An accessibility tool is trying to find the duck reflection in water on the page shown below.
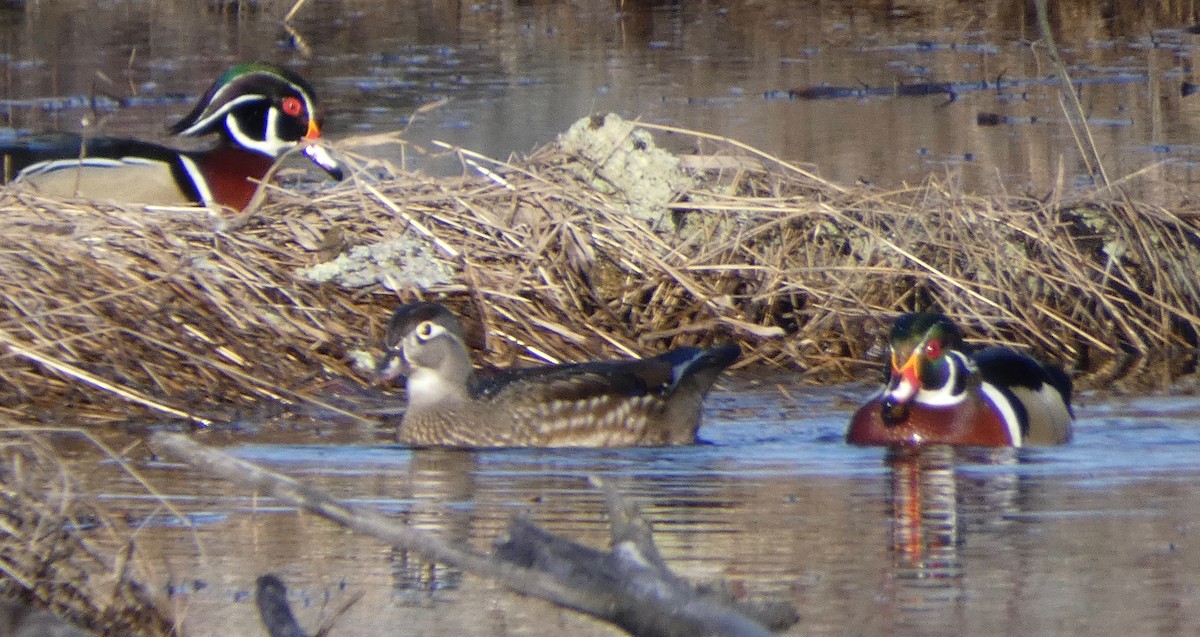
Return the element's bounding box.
[881,446,1021,630]
[389,448,476,598]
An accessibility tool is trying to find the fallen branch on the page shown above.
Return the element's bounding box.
[151,432,797,637]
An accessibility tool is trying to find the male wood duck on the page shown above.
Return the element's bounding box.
[846,312,1073,447]
[374,301,741,448]
[0,62,343,211]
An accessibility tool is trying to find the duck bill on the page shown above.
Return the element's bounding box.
[301,121,345,181]
[302,143,345,181]
[372,350,409,388]
[880,352,921,425]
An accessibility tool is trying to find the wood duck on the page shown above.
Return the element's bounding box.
[0,63,343,211]
[846,312,1073,447]
[374,302,741,448]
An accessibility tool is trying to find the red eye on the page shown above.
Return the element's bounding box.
[924,339,942,359]
[281,96,304,117]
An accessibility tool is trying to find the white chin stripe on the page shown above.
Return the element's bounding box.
[980,383,1023,447]
[906,350,971,407]
[886,377,917,403]
[225,108,292,158]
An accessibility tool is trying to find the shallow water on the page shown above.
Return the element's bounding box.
[7,2,1200,634]
[70,375,1200,636]
[5,1,1200,198]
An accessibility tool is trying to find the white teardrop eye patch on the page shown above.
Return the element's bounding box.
[416,321,437,340]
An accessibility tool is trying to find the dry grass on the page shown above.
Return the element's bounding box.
[0,119,1198,429]
[0,427,177,635]
[0,118,1198,633]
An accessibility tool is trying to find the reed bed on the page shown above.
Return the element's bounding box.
[0,115,1198,428]
[0,115,1198,634]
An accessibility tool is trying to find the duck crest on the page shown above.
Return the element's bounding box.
[375,302,740,448]
[1,63,341,210]
[170,63,320,142]
[848,312,1073,447]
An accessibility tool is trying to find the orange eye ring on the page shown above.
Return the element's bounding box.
[281,96,304,117]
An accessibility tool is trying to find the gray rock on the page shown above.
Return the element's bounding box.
[296,237,453,291]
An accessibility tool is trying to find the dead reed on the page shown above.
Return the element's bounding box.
[0,115,1197,427]
[0,427,176,635]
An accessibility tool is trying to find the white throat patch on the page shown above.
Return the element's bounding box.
[886,350,973,407]
[406,368,461,410]
[226,107,290,158]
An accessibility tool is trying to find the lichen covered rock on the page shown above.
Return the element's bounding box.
[558,113,695,230]
[296,237,453,290]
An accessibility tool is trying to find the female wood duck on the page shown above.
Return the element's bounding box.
[0,63,343,211]
[374,302,741,448]
[846,312,1073,447]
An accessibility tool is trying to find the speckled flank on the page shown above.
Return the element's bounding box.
[384,301,739,448]
[399,382,685,447]
[1007,384,1073,445]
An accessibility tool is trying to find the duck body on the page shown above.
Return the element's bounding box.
[2,133,276,209]
[1,63,342,211]
[375,302,740,448]
[847,313,1073,448]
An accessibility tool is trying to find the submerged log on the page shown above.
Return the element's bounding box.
[255,573,363,637]
[495,517,795,637]
[255,575,308,637]
[152,432,798,637]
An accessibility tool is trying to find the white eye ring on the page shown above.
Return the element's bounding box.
[416,321,436,340]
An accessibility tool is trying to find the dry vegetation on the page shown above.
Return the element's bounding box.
[1,117,1199,430]
[6,116,1198,632]
[0,429,176,635]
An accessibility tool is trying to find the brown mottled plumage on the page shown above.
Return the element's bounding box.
[375,302,740,448]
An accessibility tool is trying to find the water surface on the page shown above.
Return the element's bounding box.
[5,1,1200,197]
[7,3,1200,634]
[75,376,1200,637]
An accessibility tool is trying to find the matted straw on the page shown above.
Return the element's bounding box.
[1,119,1198,427]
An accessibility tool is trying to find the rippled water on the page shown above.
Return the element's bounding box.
[73,376,1200,637]
[8,2,1200,634]
[5,1,1200,197]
